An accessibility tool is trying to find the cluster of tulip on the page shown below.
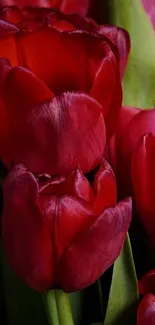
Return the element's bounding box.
[0,1,155,325]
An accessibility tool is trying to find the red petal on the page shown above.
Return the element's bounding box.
[3,66,54,166]
[132,133,155,247]
[40,195,97,260]
[57,197,132,292]
[93,158,117,215]
[104,70,122,139]
[121,109,155,174]
[90,40,122,138]
[109,106,140,177]
[6,92,105,175]
[0,23,18,66]
[90,41,117,115]
[5,66,54,115]
[2,165,53,292]
[17,28,118,113]
[48,19,75,31]
[114,109,155,196]
[139,270,155,296]
[60,0,89,16]
[137,294,155,325]
[40,168,95,203]
[0,7,23,24]
[98,25,130,77]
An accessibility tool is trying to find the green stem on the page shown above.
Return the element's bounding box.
[43,290,74,325]
[106,0,155,107]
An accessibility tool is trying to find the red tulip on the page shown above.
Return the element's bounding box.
[0,0,90,16]
[2,160,131,292]
[109,107,155,196]
[0,10,126,174]
[137,294,155,325]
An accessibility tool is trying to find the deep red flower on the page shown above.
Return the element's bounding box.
[137,294,155,325]
[2,160,131,292]
[0,11,124,174]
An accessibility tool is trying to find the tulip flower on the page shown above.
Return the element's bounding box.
[2,161,131,292]
[0,9,131,174]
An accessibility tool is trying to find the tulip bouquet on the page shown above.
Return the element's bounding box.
[0,0,154,325]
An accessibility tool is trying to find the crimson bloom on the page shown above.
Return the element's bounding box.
[109,106,155,247]
[0,9,128,174]
[2,160,131,292]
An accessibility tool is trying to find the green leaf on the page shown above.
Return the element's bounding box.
[104,234,138,325]
[106,0,155,108]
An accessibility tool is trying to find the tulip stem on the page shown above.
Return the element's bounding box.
[43,290,74,325]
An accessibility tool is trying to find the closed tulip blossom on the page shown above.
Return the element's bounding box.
[2,161,131,292]
[0,8,130,173]
[109,106,155,248]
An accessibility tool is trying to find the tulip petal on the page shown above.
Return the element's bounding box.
[98,25,130,77]
[0,22,18,66]
[40,195,97,260]
[2,165,54,292]
[137,294,155,325]
[6,91,105,175]
[132,133,155,246]
[5,66,54,115]
[0,7,23,24]
[114,109,155,196]
[60,0,89,16]
[93,158,117,215]
[40,169,95,203]
[57,197,132,292]
[17,28,118,116]
[121,109,155,172]
[109,106,140,185]
[139,270,155,296]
